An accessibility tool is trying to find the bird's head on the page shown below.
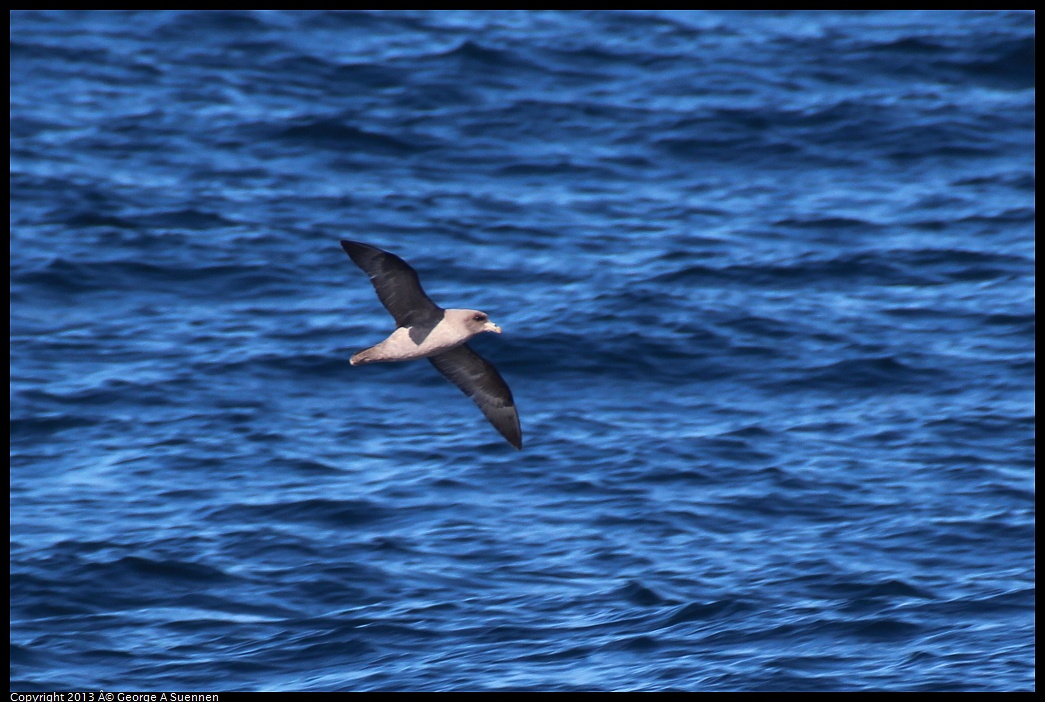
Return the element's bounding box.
[457,309,502,335]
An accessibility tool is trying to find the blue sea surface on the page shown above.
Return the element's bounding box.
[10,10,1035,692]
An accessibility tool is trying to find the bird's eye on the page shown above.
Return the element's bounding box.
[473,314,485,321]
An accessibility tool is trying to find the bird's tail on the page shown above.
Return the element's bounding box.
[350,348,377,366]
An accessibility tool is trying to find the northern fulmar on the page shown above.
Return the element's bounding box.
[340,240,522,450]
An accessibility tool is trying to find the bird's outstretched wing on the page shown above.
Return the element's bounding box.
[429,344,522,450]
[340,240,443,328]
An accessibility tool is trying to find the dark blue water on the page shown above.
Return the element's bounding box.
[10,10,1035,692]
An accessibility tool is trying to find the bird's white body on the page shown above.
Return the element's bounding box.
[351,309,501,365]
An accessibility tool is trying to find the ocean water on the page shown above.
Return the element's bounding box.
[9,10,1035,692]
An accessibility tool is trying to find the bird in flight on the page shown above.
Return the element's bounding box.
[340,240,522,450]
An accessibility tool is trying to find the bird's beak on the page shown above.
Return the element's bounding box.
[484,321,502,334]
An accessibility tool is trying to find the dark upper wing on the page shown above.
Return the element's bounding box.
[340,240,443,328]
[428,344,522,450]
